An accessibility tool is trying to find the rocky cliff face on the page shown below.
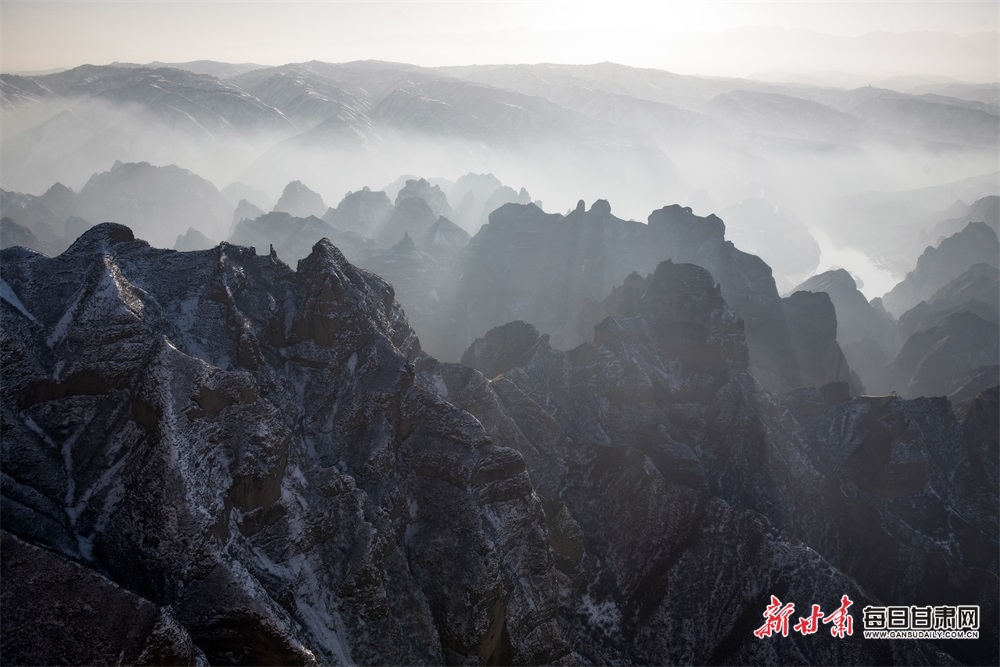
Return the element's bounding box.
[322,187,393,238]
[444,260,998,665]
[781,290,860,393]
[441,200,801,391]
[2,229,996,666]
[75,161,232,249]
[791,269,897,353]
[888,311,1000,399]
[1,224,564,665]
[272,180,327,220]
[790,269,898,394]
[883,222,1000,318]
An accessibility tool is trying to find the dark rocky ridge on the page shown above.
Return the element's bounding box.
[445,259,998,664]
[781,290,862,393]
[439,201,802,392]
[1,224,564,665]
[1,227,996,665]
[792,269,893,346]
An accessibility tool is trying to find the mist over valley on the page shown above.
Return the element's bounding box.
[1,7,998,664]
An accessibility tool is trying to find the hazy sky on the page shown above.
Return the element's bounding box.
[2,1,998,82]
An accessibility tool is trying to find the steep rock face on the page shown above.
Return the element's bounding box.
[231,198,266,231]
[0,224,566,665]
[441,200,800,390]
[322,187,393,238]
[888,311,1000,398]
[447,260,996,664]
[950,366,1000,405]
[792,268,897,352]
[378,196,438,247]
[0,183,77,251]
[450,175,534,236]
[394,177,453,220]
[897,263,1000,343]
[1,531,207,666]
[75,161,231,249]
[781,290,859,392]
[883,222,1000,317]
[928,195,1000,242]
[926,262,1000,314]
[0,216,60,256]
[174,227,214,252]
[350,235,462,358]
[272,180,327,219]
[421,217,471,260]
[460,320,545,379]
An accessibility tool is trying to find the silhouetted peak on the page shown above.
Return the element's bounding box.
[795,268,858,293]
[590,199,611,216]
[647,204,727,251]
[274,180,326,218]
[41,182,74,199]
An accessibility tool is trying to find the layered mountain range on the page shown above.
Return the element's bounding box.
[2,223,996,665]
[3,158,997,401]
[1,57,997,666]
[3,60,998,291]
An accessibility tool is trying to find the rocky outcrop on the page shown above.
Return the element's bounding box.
[75,161,231,249]
[951,366,1000,405]
[883,222,1000,317]
[886,263,1000,399]
[3,227,996,666]
[421,216,470,259]
[394,177,452,220]
[174,227,214,252]
[272,180,327,219]
[449,173,534,236]
[792,268,897,353]
[888,311,1000,398]
[1,531,207,666]
[440,200,801,390]
[322,187,393,238]
[0,216,60,256]
[378,196,438,247]
[0,183,77,251]
[781,290,859,392]
[928,195,999,242]
[1,224,565,665]
[460,320,545,379]
[442,260,997,665]
[231,198,266,232]
[897,263,999,343]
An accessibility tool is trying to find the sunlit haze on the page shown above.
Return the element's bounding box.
[3,1,998,83]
